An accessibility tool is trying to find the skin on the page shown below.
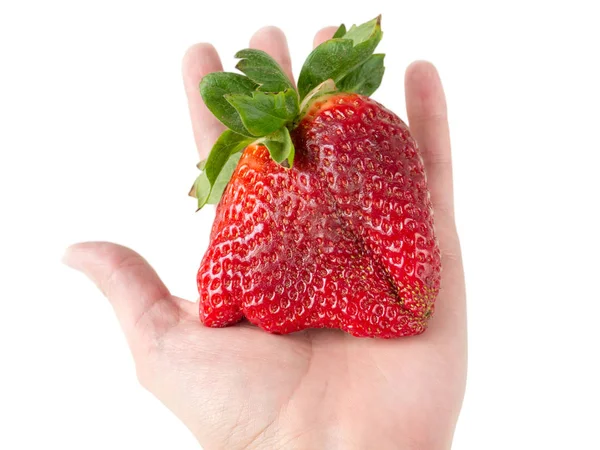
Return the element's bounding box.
[63,26,466,450]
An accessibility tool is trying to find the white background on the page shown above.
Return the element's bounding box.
[1,0,599,449]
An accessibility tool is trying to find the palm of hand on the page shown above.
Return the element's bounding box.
[64,26,466,450]
[149,310,465,449]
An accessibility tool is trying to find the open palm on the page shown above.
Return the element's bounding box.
[64,26,466,450]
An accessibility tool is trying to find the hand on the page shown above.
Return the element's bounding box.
[63,26,466,450]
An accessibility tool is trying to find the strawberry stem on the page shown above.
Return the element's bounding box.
[191,16,386,211]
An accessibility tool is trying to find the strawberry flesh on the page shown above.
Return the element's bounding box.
[198,94,440,338]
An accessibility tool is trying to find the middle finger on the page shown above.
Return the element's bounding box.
[249,26,295,85]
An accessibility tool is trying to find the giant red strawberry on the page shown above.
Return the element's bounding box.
[190,16,441,338]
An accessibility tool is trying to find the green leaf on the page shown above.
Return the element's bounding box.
[206,152,243,204]
[190,152,244,209]
[225,89,299,136]
[332,24,347,39]
[262,127,295,166]
[190,130,253,209]
[189,171,211,210]
[297,16,383,99]
[343,15,382,44]
[235,49,294,93]
[199,72,257,136]
[337,54,385,96]
[205,130,254,184]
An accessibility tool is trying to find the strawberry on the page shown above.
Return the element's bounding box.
[190,16,441,338]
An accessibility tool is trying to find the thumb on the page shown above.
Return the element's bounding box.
[62,241,181,359]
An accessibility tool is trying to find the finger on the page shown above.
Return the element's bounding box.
[313,26,338,48]
[404,62,465,340]
[405,61,454,221]
[182,43,225,160]
[249,26,294,85]
[63,242,181,356]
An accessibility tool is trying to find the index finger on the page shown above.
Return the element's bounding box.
[182,43,225,160]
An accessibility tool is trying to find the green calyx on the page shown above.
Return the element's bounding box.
[298,16,384,98]
[190,16,385,210]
